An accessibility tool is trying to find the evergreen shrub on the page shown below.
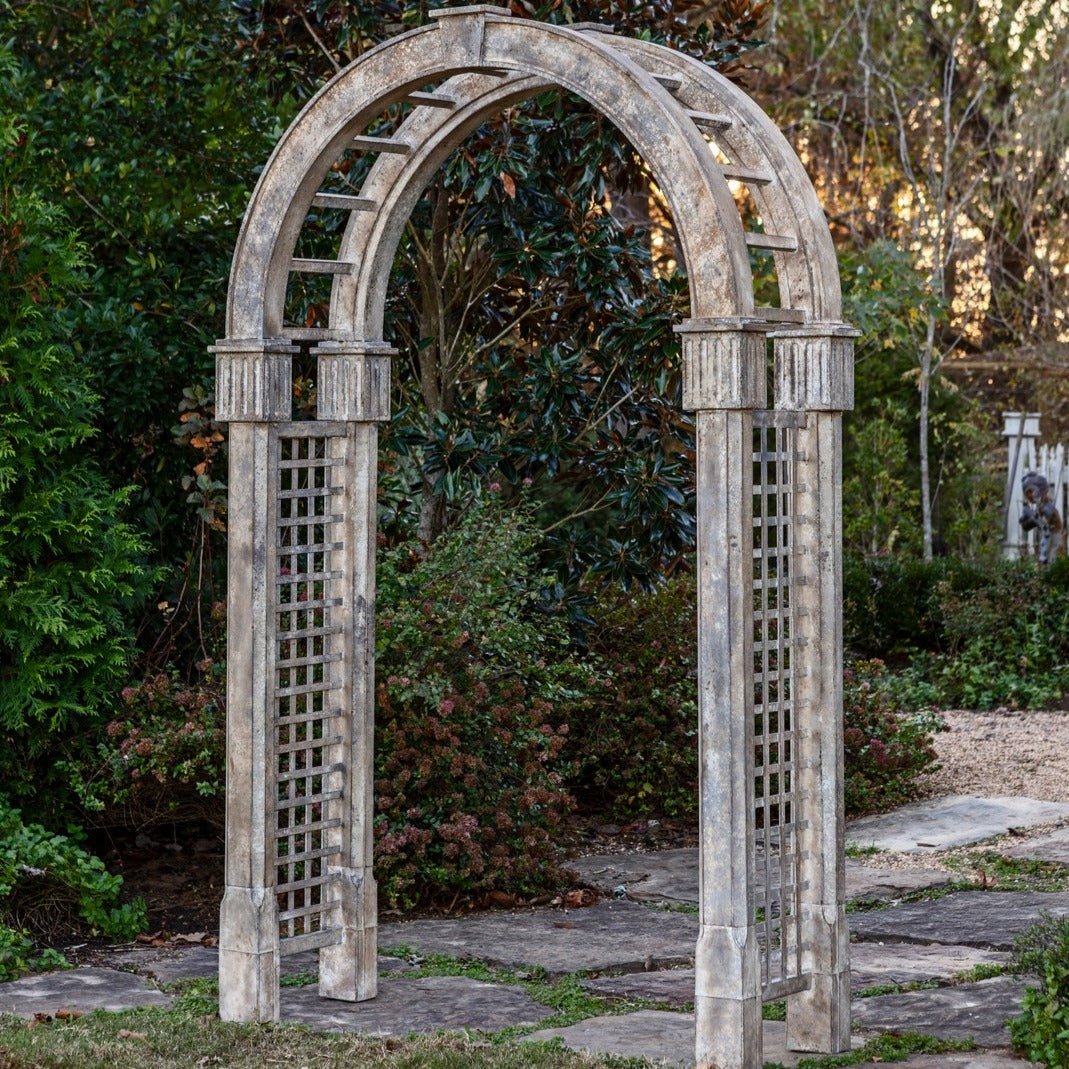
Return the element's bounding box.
[0,63,150,807]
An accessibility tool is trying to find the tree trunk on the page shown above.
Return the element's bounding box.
[919,315,936,561]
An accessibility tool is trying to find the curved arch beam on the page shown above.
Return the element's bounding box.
[610,36,842,321]
[225,11,754,339]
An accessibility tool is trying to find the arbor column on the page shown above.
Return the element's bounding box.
[213,338,296,1023]
[773,326,856,1054]
[314,342,394,1003]
[678,318,766,1069]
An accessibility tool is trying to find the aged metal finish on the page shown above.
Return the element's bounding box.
[215,10,854,1068]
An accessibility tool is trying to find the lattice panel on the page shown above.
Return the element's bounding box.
[272,425,347,950]
[752,410,806,1000]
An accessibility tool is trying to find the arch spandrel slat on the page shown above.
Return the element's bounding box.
[606,35,842,323]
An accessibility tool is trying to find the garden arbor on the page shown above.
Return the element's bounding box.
[214,10,856,1069]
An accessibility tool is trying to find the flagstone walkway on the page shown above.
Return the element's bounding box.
[2,794,1067,1067]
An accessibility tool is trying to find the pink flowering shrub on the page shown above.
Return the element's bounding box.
[373,497,581,908]
[843,659,940,815]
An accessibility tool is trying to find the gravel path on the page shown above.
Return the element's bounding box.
[918,709,1069,803]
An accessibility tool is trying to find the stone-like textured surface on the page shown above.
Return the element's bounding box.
[381,901,697,976]
[849,891,1069,949]
[524,1012,863,1068]
[851,976,1029,1047]
[571,848,949,906]
[848,942,1010,990]
[106,945,411,985]
[1000,825,1069,865]
[282,975,548,1034]
[846,796,1069,853]
[580,941,1011,1004]
[892,1053,1037,1068]
[0,968,173,1017]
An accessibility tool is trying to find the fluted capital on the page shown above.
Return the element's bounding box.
[211,338,297,422]
[674,318,768,412]
[315,341,395,422]
[772,324,858,412]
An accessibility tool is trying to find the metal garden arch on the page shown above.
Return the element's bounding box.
[213,10,856,1068]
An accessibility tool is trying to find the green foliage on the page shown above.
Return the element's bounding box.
[0,52,151,806]
[66,659,226,824]
[567,575,697,815]
[847,556,1069,709]
[843,401,920,558]
[1011,913,1069,1066]
[842,661,940,816]
[0,924,67,983]
[373,494,582,907]
[5,0,288,559]
[0,800,145,943]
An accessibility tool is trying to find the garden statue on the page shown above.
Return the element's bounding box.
[1021,471,1064,564]
[212,9,856,1068]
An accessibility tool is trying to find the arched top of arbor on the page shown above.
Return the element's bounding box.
[223,6,844,344]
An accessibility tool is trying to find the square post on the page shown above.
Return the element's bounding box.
[314,342,393,1003]
[773,325,856,1053]
[677,318,766,1069]
[213,339,296,1023]
[1001,413,1040,560]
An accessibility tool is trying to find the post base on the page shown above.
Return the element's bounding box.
[319,869,378,1002]
[218,886,280,1022]
[787,970,851,1053]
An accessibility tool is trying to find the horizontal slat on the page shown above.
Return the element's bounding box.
[277,597,344,612]
[652,73,682,92]
[280,327,351,340]
[686,108,732,130]
[721,164,774,186]
[277,540,344,553]
[275,842,343,865]
[279,486,342,500]
[753,408,808,429]
[276,789,342,811]
[275,676,339,698]
[277,735,343,754]
[277,762,344,783]
[745,231,799,252]
[406,90,458,109]
[290,258,356,275]
[277,624,344,642]
[276,708,342,729]
[753,306,807,324]
[280,927,342,955]
[277,514,343,527]
[312,192,377,212]
[277,871,335,896]
[278,571,340,584]
[352,135,411,154]
[762,975,811,1002]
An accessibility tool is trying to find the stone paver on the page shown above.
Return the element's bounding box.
[282,975,547,1034]
[851,976,1029,1047]
[893,1053,1036,1068]
[850,890,1069,949]
[999,825,1069,865]
[107,944,409,985]
[525,1012,863,1068]
[381,900,697,976]
[580,942,1010,1005]
[0,967,173,1017]
[847,941,1010,990]
[571,848,949,906]
[846,796,1069,853]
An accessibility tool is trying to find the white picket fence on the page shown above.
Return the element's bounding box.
[1003,412,1068,559]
